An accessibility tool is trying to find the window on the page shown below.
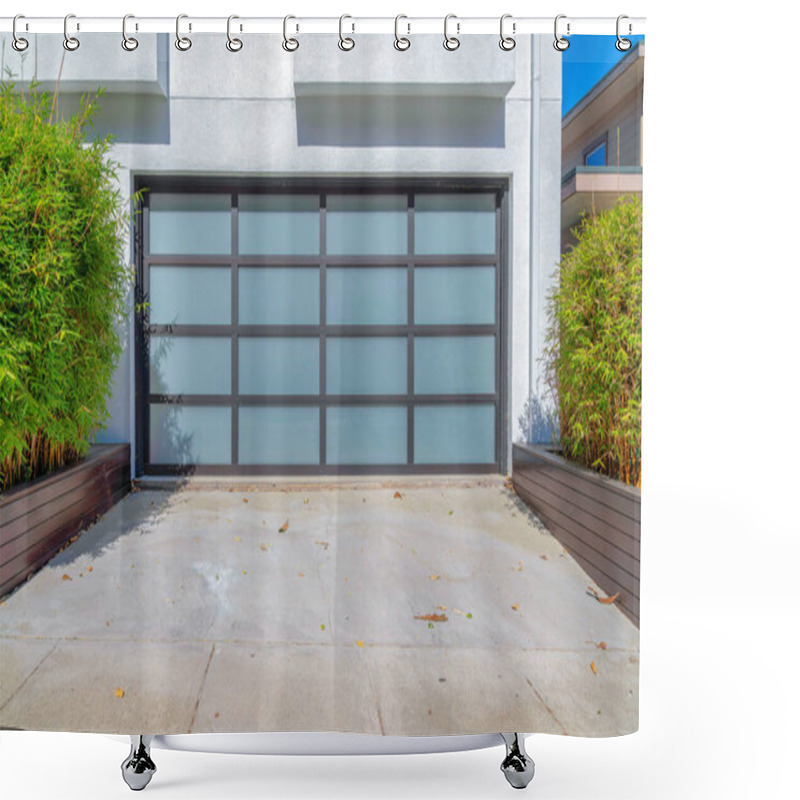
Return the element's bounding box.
[583,136,607,167]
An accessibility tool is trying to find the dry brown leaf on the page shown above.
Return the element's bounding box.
[61,574,72,581]
[279,519,290,533]
[356,639,365,648]
[394,491,403,499]
[597,641,608,650]
[214,712,220,719]
[429,574,440,581]
[587,585,620,605]
[106,620,110,627]
[115,687,125,698]
[414,613,448,622]
[590,661,598,675]
[87,566,93,573]
[304,498,309,504]
[315,540,329,550]
[242,497,248,503]
[194,536,200,544]
[539,554,548,560]
[298,572,304,578]
[436,605,447,611]
[259,543,268,551]
[511,603,519,611]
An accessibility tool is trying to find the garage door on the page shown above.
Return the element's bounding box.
[138,180,505,474]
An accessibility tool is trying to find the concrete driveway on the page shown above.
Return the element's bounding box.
[0,477,638,736]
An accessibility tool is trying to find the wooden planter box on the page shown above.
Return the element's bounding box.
[0,444,130,598]
[512,443,641,626]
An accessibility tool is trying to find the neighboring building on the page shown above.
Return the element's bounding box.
[561,41,644,250]
[2,33,562,476]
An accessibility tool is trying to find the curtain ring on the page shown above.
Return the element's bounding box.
[553,14,570,51]
[12,15,29,52]
[283,15,299,52]
[499,13,515,51]
[226,14,243,52]
[63,13,80,51]
[122,14,139,51]
[443,14,460,51]
[338,14,355,51]
[394,14,410,51]
[175,13,192,51]
[616,15,632,51]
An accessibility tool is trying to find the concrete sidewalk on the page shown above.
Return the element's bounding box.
[0,478,638,736]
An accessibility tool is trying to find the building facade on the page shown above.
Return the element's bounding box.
[2,32,562,476]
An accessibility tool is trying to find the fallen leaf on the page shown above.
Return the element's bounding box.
[279,519,290,533]
[588,586,620,605]
[394,491,403,499]
[194,537,200,544]
[466,612,473,619]
[448,510,454,516]
[414,613,448,622]
[214,712,220,719]
[234,536,242,543]
[242,498,248,503]
[597,641,608,650]
[106,621,110,626]
[428,622,434,629]
[298,572,304,578]
[304,498,309,504]
[511,603,519,611]
[356,639,365,648]
[115,687,125,698]
[61,574,72,581]
[259,543,268,551]
[320,624,325,631]
[429,574,440,581]
[87,566,93,573]
[539,554,548,560]
[242,570,247,575]
[315,540,329,550]
[436,605,447,611]
[590,661,598,675]
[518,561,523,572]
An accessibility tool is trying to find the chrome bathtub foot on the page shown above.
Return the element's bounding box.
[121,735,157,791]
[500,733,535,789]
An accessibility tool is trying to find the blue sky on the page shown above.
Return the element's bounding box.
[562,35,645,116]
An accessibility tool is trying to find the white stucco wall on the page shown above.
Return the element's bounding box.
[1,32,561,475]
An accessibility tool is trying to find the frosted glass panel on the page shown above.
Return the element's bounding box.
[149,405,231,464]
[239,195,319,255]
[239,338,319,395]
[149,336,231,395]
[414,405,495,464]
[415,266,495,325]
[149,266,230,325]
[327,338,407,395]
[150,194,231,255]
[415,194,496,255]
[327,195,407,255]
[327,268,407,325]
[239,268,320,325]
[327,406,407,465]
[414,336,495,395]
[239,406,320,465]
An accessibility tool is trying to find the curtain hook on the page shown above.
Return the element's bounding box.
[616,15,632,51]
[226,14,243,52]
[553,14,570,51]
[122,14,139,51]
[394,14,410,51]
[339,14,355,51]
[283,15,299,52]
[12,14,29,52]
[443,13,460,51]
[63,13,80,51]
[499,14,516,51]
[175,14,192,51]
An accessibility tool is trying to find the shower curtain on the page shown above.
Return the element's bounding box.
[0,19,642,744]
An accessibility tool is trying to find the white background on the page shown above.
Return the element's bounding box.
[2,1,799,798]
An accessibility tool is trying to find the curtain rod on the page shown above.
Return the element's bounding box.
[1,16,645,37]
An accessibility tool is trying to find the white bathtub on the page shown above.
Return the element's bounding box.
[108,732,535,790]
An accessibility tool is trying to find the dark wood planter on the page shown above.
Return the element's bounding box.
[512,443,641,626]
[0,444,130,598]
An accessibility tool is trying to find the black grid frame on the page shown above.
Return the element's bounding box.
[134,176,509,476]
